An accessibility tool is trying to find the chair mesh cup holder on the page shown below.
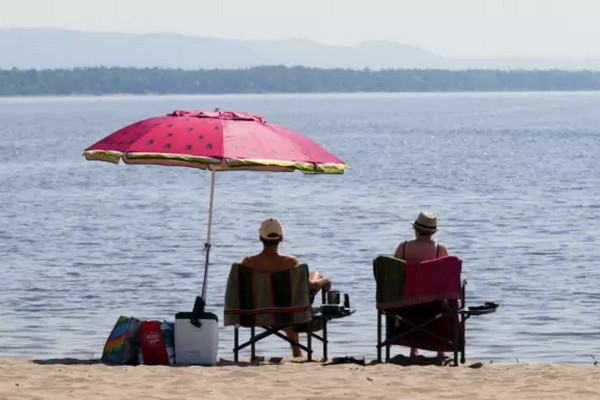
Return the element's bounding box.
[320,292,352,316]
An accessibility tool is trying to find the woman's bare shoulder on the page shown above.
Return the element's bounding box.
[437,242,449,256]
[394,241,407,258]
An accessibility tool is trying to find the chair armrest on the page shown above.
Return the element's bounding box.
[461,301,500,316]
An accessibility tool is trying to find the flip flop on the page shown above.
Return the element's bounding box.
[323,356,365,366]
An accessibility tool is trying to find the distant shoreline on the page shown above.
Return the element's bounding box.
[2,66,600,96]
[2,90,600,100]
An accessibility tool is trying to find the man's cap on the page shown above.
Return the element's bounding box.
[259,218,284,240]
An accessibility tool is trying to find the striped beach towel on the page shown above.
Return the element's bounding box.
[224,263,312,327]
[101,316,140,365]
[374,255,462,310]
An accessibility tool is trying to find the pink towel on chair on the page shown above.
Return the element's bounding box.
[401,256,462,307]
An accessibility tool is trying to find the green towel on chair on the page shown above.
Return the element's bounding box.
[224,263,312,327]
[374,255,462,310]
[373,255,407,309]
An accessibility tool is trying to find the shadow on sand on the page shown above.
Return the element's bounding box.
[31,355,483,368]
[382,355,453,367]
[30,356,298,367]
[32,358,103,366]
[378,355,484,368]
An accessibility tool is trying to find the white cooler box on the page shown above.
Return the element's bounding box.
[174,310,219,366]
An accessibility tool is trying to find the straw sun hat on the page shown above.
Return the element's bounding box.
[412,210,438,234]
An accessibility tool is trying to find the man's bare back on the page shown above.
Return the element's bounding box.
[242,253,299,273]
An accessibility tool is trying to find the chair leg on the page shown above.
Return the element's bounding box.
[453,312,459,367]
[321,290,327,361]
[234,325,239,363]
[251,326,256,361]
[307,322,312,362]
[460,319,466,364]
[322,316,328,361]
[461,279,467,364]
[385,314,391,361]
[377,311,382,363]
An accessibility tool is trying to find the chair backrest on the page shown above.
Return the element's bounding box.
[224,263,312,327]
[373,255,462,311]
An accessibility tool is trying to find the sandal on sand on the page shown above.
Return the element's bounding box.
[323,356,365,366]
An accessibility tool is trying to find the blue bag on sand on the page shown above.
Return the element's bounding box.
[101,316,141,365]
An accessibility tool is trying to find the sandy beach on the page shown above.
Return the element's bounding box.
[1,356,598,400]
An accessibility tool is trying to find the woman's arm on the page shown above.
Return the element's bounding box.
[438,243,449,257]
[394,242,405,259]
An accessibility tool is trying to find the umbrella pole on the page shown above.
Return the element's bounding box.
[201,168,216,302]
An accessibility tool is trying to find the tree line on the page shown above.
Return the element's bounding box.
[1,66,600,96]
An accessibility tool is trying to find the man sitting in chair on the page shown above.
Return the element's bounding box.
[394,210,449,358]
[242,218,332,358]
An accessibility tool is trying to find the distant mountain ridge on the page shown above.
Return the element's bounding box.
[2,28,600,71]
[0,28,440,70]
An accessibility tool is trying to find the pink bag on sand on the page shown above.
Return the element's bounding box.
[139,320,175,365]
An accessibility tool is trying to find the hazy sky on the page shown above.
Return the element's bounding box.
[2,0,600,57]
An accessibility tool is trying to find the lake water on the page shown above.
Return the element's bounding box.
[0,92,599,364]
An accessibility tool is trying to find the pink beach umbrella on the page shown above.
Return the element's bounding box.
[84,109,348,302]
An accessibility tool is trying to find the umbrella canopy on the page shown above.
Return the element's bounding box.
[84,109,348,302]
[84,109,347,173]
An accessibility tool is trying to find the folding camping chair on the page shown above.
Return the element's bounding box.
[373,255,497,366]
[224,262,344,362]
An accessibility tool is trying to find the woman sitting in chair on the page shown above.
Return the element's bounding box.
[242,218,331,358]
[394,210,449,358]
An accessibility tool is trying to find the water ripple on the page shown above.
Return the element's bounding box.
[1,93,599,363]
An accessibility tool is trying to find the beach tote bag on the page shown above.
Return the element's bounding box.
[101,316,141,365]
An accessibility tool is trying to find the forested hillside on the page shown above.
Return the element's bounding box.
[2,66,600,96]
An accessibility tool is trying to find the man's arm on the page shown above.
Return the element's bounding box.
[285,255,300,267]
[308,271,331,291]
[289,255,331,290]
